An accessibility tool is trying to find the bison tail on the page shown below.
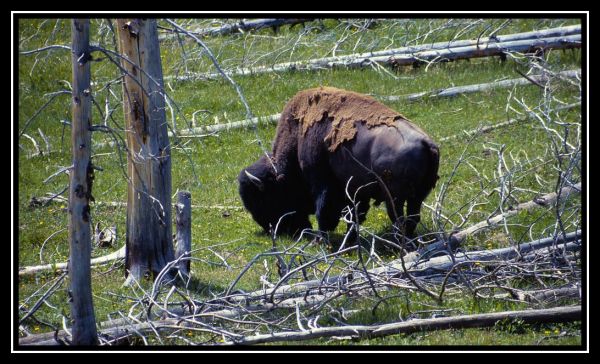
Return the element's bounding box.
[422,139,440,188]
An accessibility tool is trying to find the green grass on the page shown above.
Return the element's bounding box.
[17,18,583,347]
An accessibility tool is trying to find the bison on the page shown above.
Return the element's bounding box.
[239,86,439,240]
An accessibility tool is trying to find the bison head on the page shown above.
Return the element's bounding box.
[238,154,313,237]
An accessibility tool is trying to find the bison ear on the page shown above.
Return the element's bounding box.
[244,170,265,191]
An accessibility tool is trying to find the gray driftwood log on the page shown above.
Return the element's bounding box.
[18,246,126,277]
[169,25,581,81]
[160,18,311,40]
[18,305,581,346]
[380,69,581,102]
[223,305,581,345]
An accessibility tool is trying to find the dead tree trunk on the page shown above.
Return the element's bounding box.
[175,191,192,276]
[68,18,98,345]
[116,19,175,285]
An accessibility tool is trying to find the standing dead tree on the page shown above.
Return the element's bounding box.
[174,191,192,277]
[116,19,175,285]
[68,18,99,345]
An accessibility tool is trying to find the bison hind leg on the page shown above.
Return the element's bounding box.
[385,198,406,227]
[404,198,423,238]
[385,197,422,241]
[385,197,424,247]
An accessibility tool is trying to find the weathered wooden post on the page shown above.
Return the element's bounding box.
[116,19,175,285]
[175,191,192,277]
[68,18,98,345]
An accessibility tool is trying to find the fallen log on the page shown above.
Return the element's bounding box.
[80,228,580,333]
[19,291,337,345]
[405,182,582,262]
[198,184,581,304]
[399,233,581,277]
[380,69,581,102]
[175,113,280,137]
[201,231,581,312]
[316,24,581,68]
[494,285,581,304]
[18,245,126,277]
[167,25,581,81]
[523,286,581,303]
[28,195,242,211]
[160,18,311,40]
[447,183,581,249]
[222,305,581,345]
[20,305,582,346]
[90,114,280,149]
[438,102,580,143]
[370,34,581,69]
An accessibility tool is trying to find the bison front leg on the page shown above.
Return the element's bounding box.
[405,198,423,238]
[315,187,345,232]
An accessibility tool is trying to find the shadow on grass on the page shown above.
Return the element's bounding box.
[246,222,434,259]
[325,225,437,258]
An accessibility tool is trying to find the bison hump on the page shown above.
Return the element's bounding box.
[290,87,408,152]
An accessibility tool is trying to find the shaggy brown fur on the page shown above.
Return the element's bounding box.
[286,86,412,151]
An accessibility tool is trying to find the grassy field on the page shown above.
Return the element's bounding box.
[16,18,583,348]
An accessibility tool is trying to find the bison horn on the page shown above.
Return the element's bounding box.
[244,170,264,190]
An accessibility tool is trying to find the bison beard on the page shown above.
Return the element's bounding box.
[239,86,439,241]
